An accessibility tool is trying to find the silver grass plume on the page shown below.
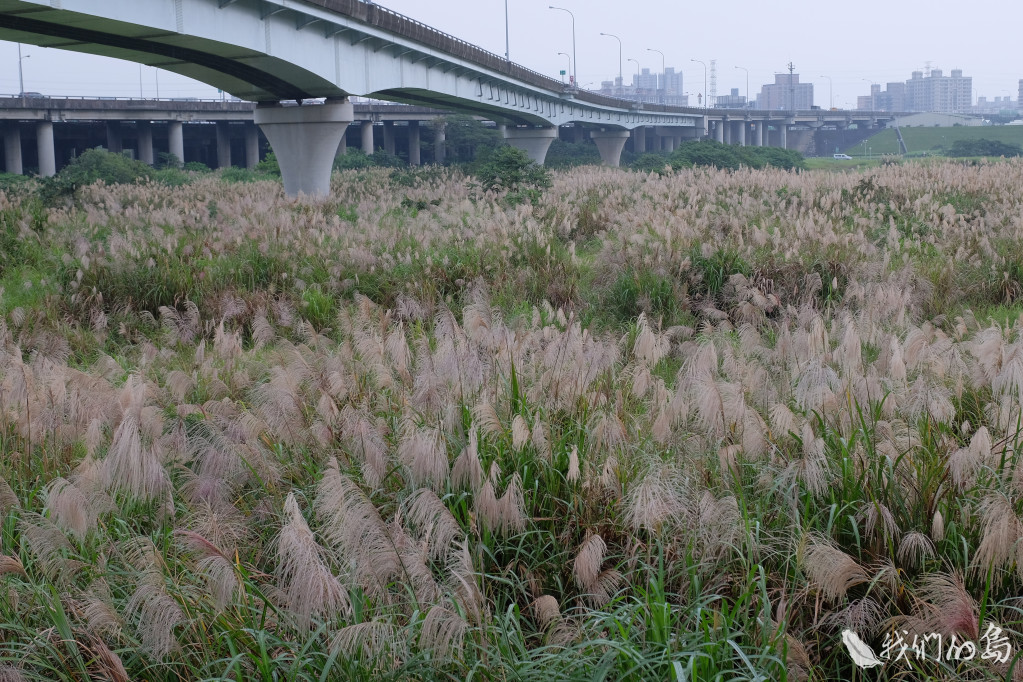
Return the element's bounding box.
[274,492,350,629]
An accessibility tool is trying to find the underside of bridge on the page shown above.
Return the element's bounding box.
[0,3,341,102]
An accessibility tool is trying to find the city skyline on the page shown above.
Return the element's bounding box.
[1,0,1021,109]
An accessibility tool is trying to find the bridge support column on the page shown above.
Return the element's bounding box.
[255,100,353,198]
[434,123,446,164]
[361,121,374,154]
[778,123,788,149]
[245,123,260,169]
[590,129,630,167]
[723,121,731,145]
[382,121,395,155]
[216,122,232,168]
[408,121,420,166]
[714,120,724,143]
[106,121,122,154]
[168,121,184,166]
[736,121,746,147]
[335,130,347,158]
[37,121,55,178]
[138,122,154,166]
[754,121,764,147]
[663,135,675,152]
[503,127,557,164]
[632,126,646,154]
[3,123,22,175]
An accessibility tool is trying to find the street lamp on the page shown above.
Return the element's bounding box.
[557,52,571,83]
[819,75,833,110]
[548,6,576,87]
[17,44,30,96]
[691,59,707,110]
[647,48,665,103]
[734,65,749,109]
[504,0,510,62]
[600,32,622,96]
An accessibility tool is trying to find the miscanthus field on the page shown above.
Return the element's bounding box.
[2,158,1023,681]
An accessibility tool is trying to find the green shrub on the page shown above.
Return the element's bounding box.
[184,161,212,173]
[254,151,281,176]
[39,147,154,202]
[948,138,1023,158]
[471,145,551,206]
[369,149,404,168]
[334,148,374,170]
[544,139,603,169]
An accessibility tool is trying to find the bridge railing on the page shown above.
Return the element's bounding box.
[313,0,707,115]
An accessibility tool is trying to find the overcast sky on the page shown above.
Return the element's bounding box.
[2,0,1021,108]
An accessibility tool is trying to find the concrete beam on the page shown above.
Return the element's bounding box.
[216,121,231,168]
[138,121,154,165]
[3,123,22,175]
[361,120,374,154]
[382,120,395,155]
[254,100,353,198]
[168,120,184,165]
[632,125,645,154]
[37,121,55,177]
[503,126,557,164]
[590,129,630,167]
[105,121,122,154]
[408,120,420,166]
[245,122,259,169]
[434,122,446,164]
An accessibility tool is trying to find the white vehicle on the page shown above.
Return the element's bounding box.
[833,153,852,160]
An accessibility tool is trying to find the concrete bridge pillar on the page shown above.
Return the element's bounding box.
[382,121,395,155]
[3,123,22,175]
[434,123,446,164]
[754,121,764,147]
[361,121,374,155]
[245,123,260,169]
[714,120,724,143]
[216,122,232,168]
[137,121,154,165]
[408,120,421,166]
[37,121,55,178]
[503,127,557,164]
[168,121,184,166]
[632,126,646,154]
[106,121,122,154]
[736,121,747,147]
[663,135,675,152]
[778,123,788,149]
[723,120,731,145]
[335,130,347,158]
[590,129,630,167]
[254,99,353,198]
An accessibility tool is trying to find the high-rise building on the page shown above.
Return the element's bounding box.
[861,69,971,113]
[755,73,813,110]
[600,67,686,105]
[1019,80,1023,112]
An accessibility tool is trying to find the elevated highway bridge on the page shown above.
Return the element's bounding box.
[0,0,897,194]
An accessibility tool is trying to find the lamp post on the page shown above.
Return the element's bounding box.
[600,32,622,96]
[504,0,510,62]
[17,44,29,96]
[548,6,576,87]
[819,75,833,110]
[691,59,707,110]
[734,65,749,109]
[647,48,665,103]
[558,52,571,83]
